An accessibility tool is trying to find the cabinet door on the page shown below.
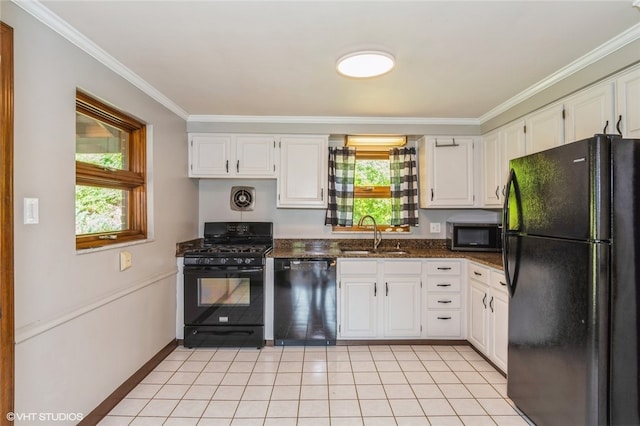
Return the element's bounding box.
[564,81,615,142]
[525,103,565,154]
[383,276,421,337]
[482,131,501,207]
[235,135,276,177]
[419,137,475,208]
[189,134,232,177]
[339,277,378,338]
[489,289,509,372]
[501,120,527,191]
[616,67,640,139]
[468,280,488,353]
[278,136,328,208]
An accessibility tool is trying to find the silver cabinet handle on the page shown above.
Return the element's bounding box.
[436,283,451,287]
[236,160,240,173]
[490,296,494,313]
[482,293,487,308]
[437,300,452,304]
[225,160,229,173]
[374,282,377,297]
[385,282,389,296]
[437,316,452,320]
[495,186,500,199]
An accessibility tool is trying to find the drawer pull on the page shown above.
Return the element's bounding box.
[436,283,452,287]
[437,267,452,271]
[437,300,452,304]
[437,316,452,320]
[474,271,482,276]
[500,281,507,286]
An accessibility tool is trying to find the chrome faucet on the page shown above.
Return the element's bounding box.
[358,215,382,250]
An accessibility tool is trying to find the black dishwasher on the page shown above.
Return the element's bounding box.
[274,258,337,345]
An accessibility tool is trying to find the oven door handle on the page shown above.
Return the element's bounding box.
[184,267,265,273]
[191,329,255,336]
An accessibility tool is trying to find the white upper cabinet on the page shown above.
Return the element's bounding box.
[481,131,501,207]
[564,81,615,142]
[189,133,276,178]
[616,66,640,139]
[418,137,475,208]
[277,135,328,208]
[525,103,565,154]
[235,135,277,177]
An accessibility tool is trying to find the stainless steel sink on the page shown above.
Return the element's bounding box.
[340,249,408,255]
[377,250,408,255]
[340,250,374,255]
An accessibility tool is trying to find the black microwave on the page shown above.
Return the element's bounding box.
[446,222,502,252]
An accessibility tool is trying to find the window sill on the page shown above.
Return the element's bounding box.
[75,238,154,255]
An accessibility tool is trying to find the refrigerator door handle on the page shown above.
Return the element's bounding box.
[503,168,521,298]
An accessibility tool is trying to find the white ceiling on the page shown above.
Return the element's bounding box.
[30,1,640,122]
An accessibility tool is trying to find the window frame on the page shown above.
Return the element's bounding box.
[75,90,147,250]
[333,149,408,233]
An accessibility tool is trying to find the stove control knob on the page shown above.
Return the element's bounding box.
[236,258,243,264]
[219,258,228,265]
[245,258,252,265]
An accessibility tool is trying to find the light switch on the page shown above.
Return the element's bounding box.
[120,251,132,271]
[24,198,39,224]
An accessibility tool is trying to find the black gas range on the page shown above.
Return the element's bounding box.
[182,222,273,348]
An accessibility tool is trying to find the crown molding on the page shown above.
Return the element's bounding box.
[186,114,481,126]
[12,0,190,121]
[479,21,640,124]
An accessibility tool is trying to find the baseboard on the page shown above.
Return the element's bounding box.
[264,339,469,346]
[78,339,178,426]
[335,339,469,346]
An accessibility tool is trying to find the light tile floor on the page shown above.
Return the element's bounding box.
[98,344,532,426]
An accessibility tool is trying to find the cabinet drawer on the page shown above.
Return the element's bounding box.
[384,260,422,275]
[426,276,461,292]
[426,311,462,337]
[467,263,490,285]
[426,261,461,275]
[490,269,508,293]
[339,260,378,275]
[427,294,461,309]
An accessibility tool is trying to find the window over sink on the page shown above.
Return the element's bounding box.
[325,141,419,232]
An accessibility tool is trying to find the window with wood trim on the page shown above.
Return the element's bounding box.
[340,150,408,232]
[75,91,147,249]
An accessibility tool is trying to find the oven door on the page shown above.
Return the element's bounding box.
[184,266,264,326]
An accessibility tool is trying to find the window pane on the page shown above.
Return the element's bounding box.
[75,185,128,235]
[355,159,390,186]
[76,112,128,170]
[354,198,391,225]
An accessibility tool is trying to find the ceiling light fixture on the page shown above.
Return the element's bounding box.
[336,51,395,78]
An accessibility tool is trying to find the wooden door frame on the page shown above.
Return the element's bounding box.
[1,21,15,426]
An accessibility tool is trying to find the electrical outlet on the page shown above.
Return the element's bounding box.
[430,222,441,233]
[120,251,132,271]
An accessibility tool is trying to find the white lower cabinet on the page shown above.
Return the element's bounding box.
[467,261,509,372]
[338,259,421,339]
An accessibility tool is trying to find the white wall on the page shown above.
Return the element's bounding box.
[197,178,499,239]
[5,3,198,422]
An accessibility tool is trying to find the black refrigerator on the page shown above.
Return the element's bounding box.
[503,134,640,426]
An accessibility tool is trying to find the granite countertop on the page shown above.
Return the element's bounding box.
[268,239,503,270]
[176,238,502,269]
